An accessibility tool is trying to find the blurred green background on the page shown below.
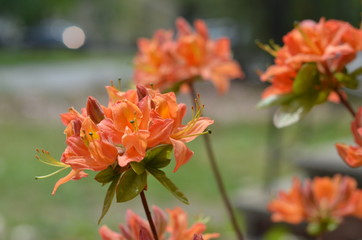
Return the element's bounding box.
[0,0,361,239]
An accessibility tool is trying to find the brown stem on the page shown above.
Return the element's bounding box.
[140,190,159,240]
[335,90,356,118]
[188,83,245,240]
[317,232,326,240]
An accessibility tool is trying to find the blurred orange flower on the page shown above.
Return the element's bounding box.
[336,107,362,167]
[167,207,219,240]
[134,17,243,94]
[134,30,179,92]
[268,178,306,224]
[261,18,362,100]
[99,206,219,240]
[268,175,361,234]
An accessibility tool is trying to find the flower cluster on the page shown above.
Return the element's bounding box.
[99,206,219,240]
[336,107,362,167]
[268,175,362,235]
[260,18,362,100]
[258,18,362,127]
[134,17,243,94]
[36,84,213,195]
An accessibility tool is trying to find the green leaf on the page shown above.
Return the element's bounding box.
[292,63,319,94]
[273,94,316,128]
[95,166,117,184]
[326,220,338,232]
[130,162,145,175]
[307,222,321,236]
[116,169,147,202]
[147,168,189,204]
[273,90,321,128]
[307,219,339,236]
[144,144,173,169]
[273,105,306,128]
[314,90,330,104]
[256,93,296,109]
[334,72,359,89]
[98,176,120,224]
[350,66,362,77]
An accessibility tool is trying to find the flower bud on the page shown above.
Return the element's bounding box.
[86,96,105,124]
[137,85,148,101]
[193,234,204,240]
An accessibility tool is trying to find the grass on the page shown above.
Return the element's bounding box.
[0,49,133,65]
[0,113,352,239]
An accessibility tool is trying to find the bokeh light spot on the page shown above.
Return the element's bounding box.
[62,26,86,49]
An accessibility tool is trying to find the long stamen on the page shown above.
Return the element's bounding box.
[181,129,211,139]
[35,149,68,167]
[255,40,278,57]
[35,166,70,179]
[118,78,122,90]
[172,97,204,139]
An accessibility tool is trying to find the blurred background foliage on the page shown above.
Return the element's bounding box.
[0,0,361,239]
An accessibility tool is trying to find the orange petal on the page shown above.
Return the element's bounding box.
[176,17,192,36]
[99,225,123,240]
[195,19,208,39]
[336,143,362,168]
[147,118,174,148]
[52,169,88,195]
[170,139,194,172]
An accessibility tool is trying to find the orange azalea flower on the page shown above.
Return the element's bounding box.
[53,117,118,194]
[268,178,306,224]
[175,18,243,94]
[37,85,213,194]
[134,30,180,91]
[261,18,362,100]
[100,207,163,240]
[167,207,219,240]
[104,85,213,171]
[352,190,362,218]
[336,107,362,167]
[99,206,219,240]
[133,17,243,94]
[139,86,214,171]
[268,175,360,230]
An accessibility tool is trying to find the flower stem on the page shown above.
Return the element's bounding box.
[335,90,356,118]
[140,190,159,240]
[317,232,326,240]
[188,83,245,240]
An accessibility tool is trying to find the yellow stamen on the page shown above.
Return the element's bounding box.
[35,149,71,179]
[35,166,70,179]
[117,78,122,90]
[181,129,211,139]
[35,149,68,168]
[255,40,278,57]
[172,96,204,139]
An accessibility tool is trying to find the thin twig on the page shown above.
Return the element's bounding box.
[188,82,245,240]
[335,90,356,118]
[140,190,159,240]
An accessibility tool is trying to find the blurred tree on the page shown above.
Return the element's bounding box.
[0,0,78,27]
